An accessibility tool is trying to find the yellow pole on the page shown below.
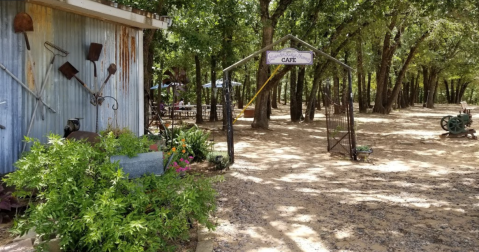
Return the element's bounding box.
[233,65,282,124]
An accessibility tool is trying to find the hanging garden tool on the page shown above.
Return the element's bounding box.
[87,43,103,105]
[0,63,56,112]
[37,42,68,119]
[14,13,38,96]
[97,63,117,105]
[23,52,68,151]
[59,61,95,95]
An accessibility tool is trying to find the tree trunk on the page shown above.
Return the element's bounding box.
[459,81,470,102]
[367,72,371,108]
[204,73,210,104]
[305,63,322,122]
[373,15,401,114]
[356,36,366,113]
[316,82,322,110]
[143,29,156,134]
[252,23,273,128]
[413,72,420,105]
[444,79,450,103]
[272,81,278,108]
[296,67,305,120]
[195,54,203,123]
[386,31,429,112]
[284,75,288,105]
[469,88,474,104]
[267,91,272,119]
[253,0,294,129]
[333,67,341,114]
[454,78,462,104]
[210,56,218,121]
[290,66,300,121]
[277,83,282,105]
[239,73,247,109]
[426,70,438,108]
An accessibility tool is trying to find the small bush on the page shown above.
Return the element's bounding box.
[4,134,219,251]
[207,152,230,170]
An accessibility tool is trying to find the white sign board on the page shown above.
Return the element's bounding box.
[266,48,313,65]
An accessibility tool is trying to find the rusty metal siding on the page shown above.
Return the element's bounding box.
[0,1,26,174]
[0,2,141,173]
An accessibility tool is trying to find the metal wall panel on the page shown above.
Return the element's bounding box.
[0,2,141,173]
[0,1,26,174]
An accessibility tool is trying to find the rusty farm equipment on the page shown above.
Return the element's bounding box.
[440,102,477,139]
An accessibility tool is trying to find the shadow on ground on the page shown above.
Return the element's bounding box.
[197,104,479,252]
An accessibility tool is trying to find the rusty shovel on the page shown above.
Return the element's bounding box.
[59,62,95,95]
[14,13,38,95]
[87,43,103,92]
[98,63,117,95]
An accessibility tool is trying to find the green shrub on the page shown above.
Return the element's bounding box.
[173,126,211,161]
[98,129,152,158]
[207,152,230,170]
[4,134,219,251]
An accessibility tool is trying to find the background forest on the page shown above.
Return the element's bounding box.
[117,0,479,131]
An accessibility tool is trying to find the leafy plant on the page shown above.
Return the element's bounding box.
[99,130,152,158]
[356,145,371,152]
[207,152,230,170]
[173,126,211,161]
[4,134,219,251]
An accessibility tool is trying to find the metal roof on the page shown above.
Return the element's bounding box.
[28,0,169,29]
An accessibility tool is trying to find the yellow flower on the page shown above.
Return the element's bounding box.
[172,147,176,152]
[168,152,171,155]
[182,149,186,153]
[181,139,185,142]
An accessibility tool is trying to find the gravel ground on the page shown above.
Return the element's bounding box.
[200,103,479,252]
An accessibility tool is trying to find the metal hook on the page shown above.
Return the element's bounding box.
[97,96,119,110]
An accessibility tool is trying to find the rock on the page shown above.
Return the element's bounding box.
[13,228,36,244]
[0,239,34,252]
[45,238,61,252]
[196,240,214,252]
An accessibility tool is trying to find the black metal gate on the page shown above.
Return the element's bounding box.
[324,73,356,160]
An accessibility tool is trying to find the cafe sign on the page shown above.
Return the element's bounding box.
[266,48,313,65]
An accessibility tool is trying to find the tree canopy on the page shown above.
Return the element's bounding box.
[119,0,479,130]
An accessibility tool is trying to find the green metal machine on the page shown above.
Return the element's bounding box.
[440,104,476,138]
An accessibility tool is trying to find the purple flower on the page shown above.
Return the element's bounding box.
[189,156,193,160]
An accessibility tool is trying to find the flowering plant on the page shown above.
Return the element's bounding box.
[171,156,194,173]
[164,138,195,174]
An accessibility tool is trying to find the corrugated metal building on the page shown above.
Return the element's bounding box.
[0,0,167,173]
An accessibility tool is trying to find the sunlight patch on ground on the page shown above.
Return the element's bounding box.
[357,161,411,172]
[234,142,254,151]
[231,172,265,183]
[347,193,451,208]
[335,228,353,240]
[354,117,392,123]
[294,188,322,194]
[276,173,319,182]
[285,225,329,252]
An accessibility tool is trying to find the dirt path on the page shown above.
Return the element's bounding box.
[200,103,479,251]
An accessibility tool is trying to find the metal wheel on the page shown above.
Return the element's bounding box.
[440,116,452,131]
[447,117,465,134]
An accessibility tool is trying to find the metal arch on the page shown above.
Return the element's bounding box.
[223,34,354,73]
[222,34,356,164]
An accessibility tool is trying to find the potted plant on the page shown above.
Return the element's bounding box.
[356,145,373,161]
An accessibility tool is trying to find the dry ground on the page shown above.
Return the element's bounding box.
[195,103,479,252]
